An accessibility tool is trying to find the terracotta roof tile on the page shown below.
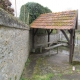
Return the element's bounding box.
[30,10,78,29]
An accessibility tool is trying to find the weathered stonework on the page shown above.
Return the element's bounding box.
[34,34,60,46]
[0,8,29,80]
[30,33,60,51]
[0,8,29,30]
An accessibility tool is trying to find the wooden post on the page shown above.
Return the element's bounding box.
[32,29,34,48]
[72,29,75,58]
[69,29,74,63]
[46,29,50,47]
[46,29,53,47]
[48,33,50,47]
[69,30,72,63]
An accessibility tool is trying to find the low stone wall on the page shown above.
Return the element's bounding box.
[34,33,60,46]
[30,32,60,51]
[0,8,29,80]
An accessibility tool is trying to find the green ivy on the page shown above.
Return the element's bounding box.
[19,2,52,24]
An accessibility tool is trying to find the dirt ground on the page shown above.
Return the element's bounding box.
[20,45,80,80]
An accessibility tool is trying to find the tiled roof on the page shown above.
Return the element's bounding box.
[30,10,78,29]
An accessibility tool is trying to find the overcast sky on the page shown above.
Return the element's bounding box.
[10,0,80,20]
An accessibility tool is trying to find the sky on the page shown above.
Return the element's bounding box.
[10,0,80,20]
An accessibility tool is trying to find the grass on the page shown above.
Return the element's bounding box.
[32,73,53,80]
[20,73,53,80]
[25,58,30,66]
[19,58,31,80]
[72,61,80,65]
[30,57,53,80]
[20,77,26,80]
[20,57,53,80]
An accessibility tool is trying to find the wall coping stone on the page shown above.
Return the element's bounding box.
[0,8,29,30]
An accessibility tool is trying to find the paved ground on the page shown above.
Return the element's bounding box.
[21,46,80,80]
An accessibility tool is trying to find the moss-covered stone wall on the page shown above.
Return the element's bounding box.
[0,8,29,80]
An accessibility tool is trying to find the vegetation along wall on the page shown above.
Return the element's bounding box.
[0,8,29,80]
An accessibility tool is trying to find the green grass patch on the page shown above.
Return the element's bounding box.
[25,58,30,66]
[32,73,53,80]
[20,77,26,80]
[72,61,80,65]
[20,73,53,80]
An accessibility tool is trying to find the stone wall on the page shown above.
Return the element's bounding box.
[0,8,29,80]
[30,32,60,51]
[34,33,60,46]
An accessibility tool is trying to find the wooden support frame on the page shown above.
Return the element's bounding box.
[30,10,78,63]
[60,29,75,63]
[32,29,53,48]
[46,29,53,46]
[69,29,75,63]
[32,28,75,64]
[60,30,70,44]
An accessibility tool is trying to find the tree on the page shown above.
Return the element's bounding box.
[0,0,14,15]
[19,2,52,24]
